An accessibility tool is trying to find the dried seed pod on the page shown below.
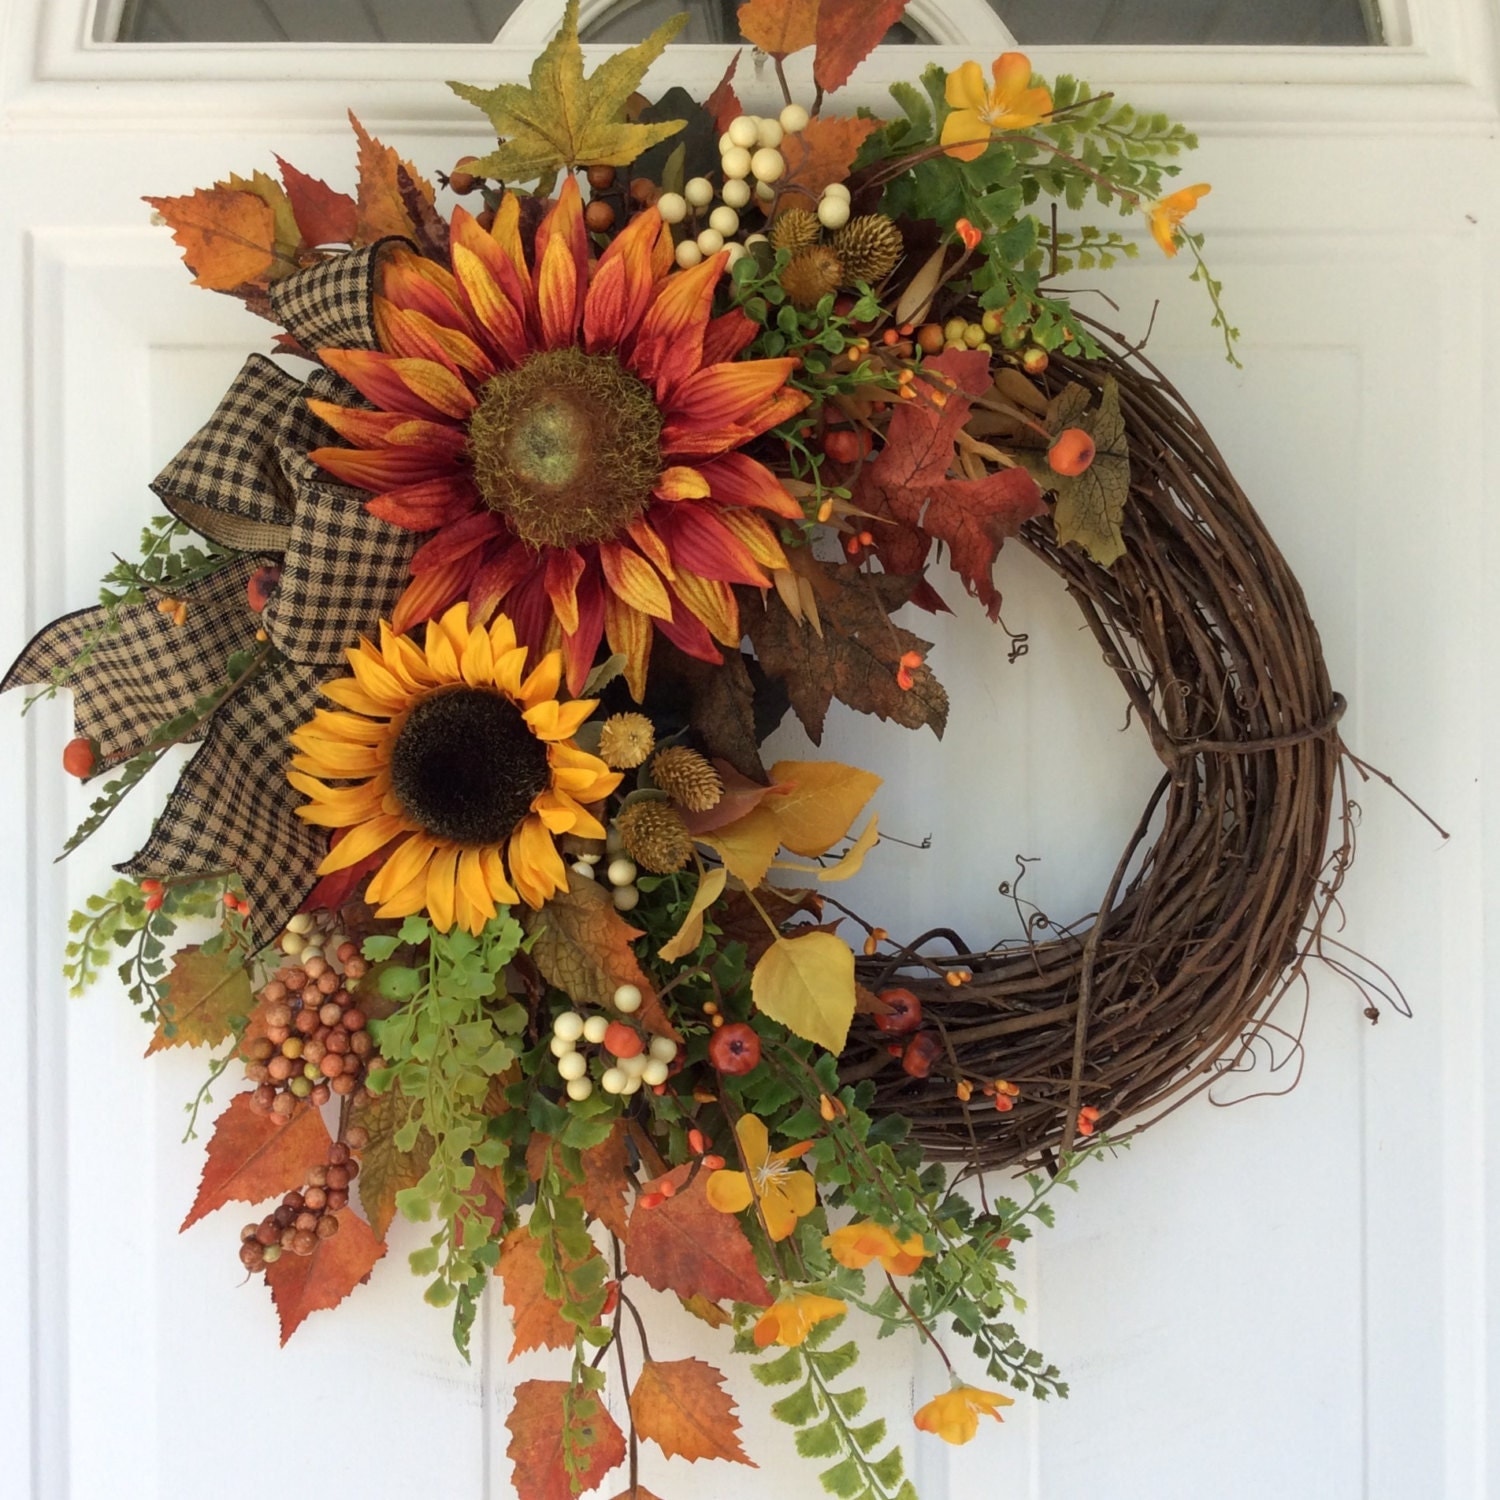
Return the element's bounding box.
[615,800,693,875]
[598,712,656,769]
[831,214,903,285]
[780,246,844,311]
[767,206,820,255]
[649,745,723,812]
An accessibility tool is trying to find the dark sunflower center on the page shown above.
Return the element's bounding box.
[389,687,550,847]
[467,347,663,549]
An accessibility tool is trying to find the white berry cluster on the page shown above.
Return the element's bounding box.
[549,985,680,1103]
[568,829,641,913]
[655,103,812,269]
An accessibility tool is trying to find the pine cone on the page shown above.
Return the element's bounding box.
[616,800,693,874]
[768,207,821,255]
[780,246,844,310]
[831,214,902,285]
[650,745,723,812]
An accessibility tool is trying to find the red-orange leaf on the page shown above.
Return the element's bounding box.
[737,0,819,58]
[144,187,277,291]
[626,1165,772,1307]
[181,1092,330,1231]
[705,51,745,135]
[524,1124,632,1239]
[507,1381,626,1500]
[813,0,910,94]
[854,348,1046,619]
[778,114,880,211]
[630,1357,756,1465]
[276,154,358,247]
[264,1207,386,1343]
[349,111,436,245]
[497,1224,577,1359]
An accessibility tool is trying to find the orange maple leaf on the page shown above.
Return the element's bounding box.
[630,1357,757,1465]
[181,1092,330,1231]
[737,0,819,58]
[813,0,911,94]
[625,1164,772,1307]
[275,154,357,248]
[144,186,279,291]
[507,1381,626,1500]
[349,111,438,246]
[264,1207,387,1343]
[497,1223,585,1360]
[778,114,880,211]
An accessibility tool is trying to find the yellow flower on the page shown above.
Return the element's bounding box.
[824,1221,928,1276]
[753,1291,848,1348]
[913,1383,1015,1445]
[288,604,620,932]
[705,1113,817,1242]
[941,53,1054,161]
[1147,182,1211,257]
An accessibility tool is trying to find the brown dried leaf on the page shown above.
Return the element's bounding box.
[743,565,948,742]
[778,114,880,210]
[146,944,254,1055]
[630,1357,755,1465]
[524,872,680,1040]
[348,1085,431,1241]
[526,1125,633,1240]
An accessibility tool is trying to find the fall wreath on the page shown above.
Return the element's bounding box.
[6,2,1369,1494]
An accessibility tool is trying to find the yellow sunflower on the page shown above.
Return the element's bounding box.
[288,603,620,931]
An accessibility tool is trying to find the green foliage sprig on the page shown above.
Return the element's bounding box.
[363,912,529,1352]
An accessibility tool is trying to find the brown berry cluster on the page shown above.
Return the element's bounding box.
[241,945,379,1115]
[237,1134,367,1272]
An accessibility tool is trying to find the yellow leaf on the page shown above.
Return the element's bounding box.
[752,930,856,1054]
[765,760,882,856]
[701,806,783,887]
[451,0,688,184]
[659,866,728,963]
[221,169,301,278]
[737,0,819,58]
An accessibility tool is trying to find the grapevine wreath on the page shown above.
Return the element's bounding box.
[5,2,1382,1494]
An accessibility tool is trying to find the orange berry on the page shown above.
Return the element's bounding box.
[585,199,616,232]
[657,1177,677,1199]
[603,1021,643,1059]
[246,565,280,613]
[823,428,869,464]
[638,1190,665,1210]
[144,891,164,912]
[1021,346,1049,375]
[702,1153,725,1170]
[915,323,945,355]
[139,879,163,896]
[448,155,480,194]
[688,1128,707,1155]
[62,737,96,778]
[1048,427,1096,477]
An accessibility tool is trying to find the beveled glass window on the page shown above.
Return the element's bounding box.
[106,0,1385,46]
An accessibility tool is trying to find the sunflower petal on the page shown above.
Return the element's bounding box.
[460,614,495,686]
[457,847,498,926]
[715,506,789,570]
[604,590,652,701]
[698,452,804,520]
[319,348,466,422]
[452,242,531,368]
[625,518,677,581]
[366,832,438,904]
[669,565,741,648]
[599,541,673,620]
[509,814,568,908]
[310,444,462,493]
[653,465,711,501]
[652,503,769,586]
[544,548,587,637]
[701,308,759,366]
[366,474,479,531]
[630,252,724,398]
[518,649,564,708]
[480,845,520,906]
[316,813,406,873]
[665,358,800,432]
[409,512,505,573]
[469,543,537,625]
[425,844,460,931]
[392,557,476,635]
[522,697,597,742]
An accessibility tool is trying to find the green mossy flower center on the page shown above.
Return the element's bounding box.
[467,347,663,549]
[389,687,549,846]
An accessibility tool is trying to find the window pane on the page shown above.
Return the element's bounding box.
[996,0,1381,46]
[110,0,1382,46]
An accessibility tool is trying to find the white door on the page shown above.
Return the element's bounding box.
[1,3,1494,1497]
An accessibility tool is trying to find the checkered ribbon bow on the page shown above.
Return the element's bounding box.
[4,243,421,946]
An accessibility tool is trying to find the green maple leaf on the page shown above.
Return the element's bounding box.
[450,0,688,184]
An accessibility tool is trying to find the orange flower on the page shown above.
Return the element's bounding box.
[1147,183,1211,257]
[941,54,1054,161]
[753,1291,848,1348]
[308,179,809,699]
[705,1113,817,1242]
[824,1221,928,1276]
[913,1383,1015,1444]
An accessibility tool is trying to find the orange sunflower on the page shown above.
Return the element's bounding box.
[306,178,810,699]
[288,603,620,931]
